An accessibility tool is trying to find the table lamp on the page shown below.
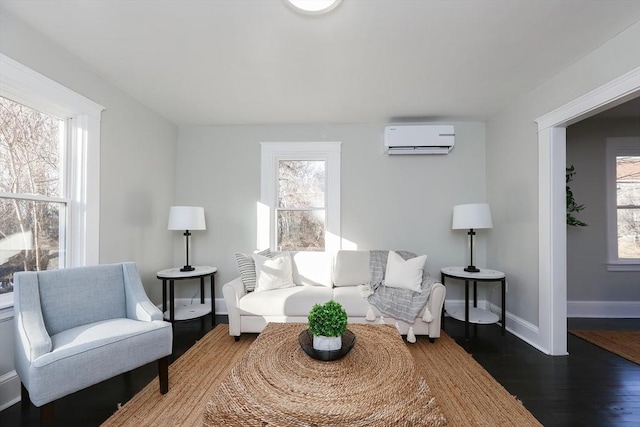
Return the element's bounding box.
[452,203,493,273]
[168,206,206,272]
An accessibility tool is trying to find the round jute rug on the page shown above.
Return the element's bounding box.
[204,322,447,426]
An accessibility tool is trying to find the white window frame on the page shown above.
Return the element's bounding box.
[260,142,341,253]
[606,137,640,272]
[0,54,103,309]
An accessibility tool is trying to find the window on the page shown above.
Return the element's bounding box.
[606,137,640,271]
[0,98,66,297]
[0,54,103,308]
[260,142,341,253]
[277,160,326,251]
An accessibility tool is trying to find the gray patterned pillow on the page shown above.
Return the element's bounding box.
[235,248,272,292]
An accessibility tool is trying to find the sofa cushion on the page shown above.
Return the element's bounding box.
[332,286,381,317]
[253,252,295,292]
[238,286,333,317]
[290,251,333,288]
[333,250,370,287]
[235,248,271,293]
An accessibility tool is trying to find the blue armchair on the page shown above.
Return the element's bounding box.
[13,262,173,426]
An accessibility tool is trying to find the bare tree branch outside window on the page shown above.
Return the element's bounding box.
[0,97,64,294]
[277,160,326,251]
[616,156,640,259]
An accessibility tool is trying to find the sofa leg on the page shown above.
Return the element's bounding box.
[429,337,435,343]
[158,356,169,394]
[21,383,30,411]
[40,402,54,427]
[234,336,240,342]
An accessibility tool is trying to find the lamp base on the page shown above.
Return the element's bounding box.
[180,265,195,272]
[464,265,480,273]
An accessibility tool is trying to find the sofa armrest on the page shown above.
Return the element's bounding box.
[222,278,246,337]
[426,282,446,338]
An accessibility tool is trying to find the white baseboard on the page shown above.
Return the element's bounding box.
[0,370,20,412]
[445,299,547,353]
[567,300,640,318]
[157,297,228,315]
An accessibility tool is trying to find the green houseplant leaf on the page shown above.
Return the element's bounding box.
[308,300,348,337]
[566,165,587,227]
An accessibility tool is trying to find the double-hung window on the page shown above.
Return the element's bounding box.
[0,54,103,308]
[260,142,341,253]
[606,137,640,271]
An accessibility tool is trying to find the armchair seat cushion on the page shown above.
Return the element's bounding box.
[27,318,171,406]
[38,318,171,367]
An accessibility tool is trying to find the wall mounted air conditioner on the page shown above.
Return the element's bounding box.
[384,125,455,155]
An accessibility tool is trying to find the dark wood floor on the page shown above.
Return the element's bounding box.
[446,317,640,427]
[1,316,638,426]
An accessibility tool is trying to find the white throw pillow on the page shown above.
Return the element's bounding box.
[253,252,295,292]
[384,251,427,293]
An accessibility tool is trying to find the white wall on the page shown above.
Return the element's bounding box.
[0,11,178,408]
[486,22,640,336]
[566,117,640,305]
[175,122,487,301]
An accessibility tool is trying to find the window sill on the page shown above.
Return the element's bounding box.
[0,293,14,320]
[606,262,640,272]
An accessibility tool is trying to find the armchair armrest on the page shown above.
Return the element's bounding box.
[14,272,52,363]
[123,262,164,322]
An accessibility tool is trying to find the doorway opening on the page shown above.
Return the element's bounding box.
[535,67,640,355]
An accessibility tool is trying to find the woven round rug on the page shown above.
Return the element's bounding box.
[204,323,446,426]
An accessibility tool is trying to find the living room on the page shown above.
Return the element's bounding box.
[0,1,639,425]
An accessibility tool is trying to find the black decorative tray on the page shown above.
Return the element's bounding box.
[298,329,356,361]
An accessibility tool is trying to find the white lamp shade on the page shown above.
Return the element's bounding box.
[167,206,206,231]
[452,203,493,230]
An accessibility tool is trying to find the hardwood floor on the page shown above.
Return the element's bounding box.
[1,316,638,426]
[444,317,640,427]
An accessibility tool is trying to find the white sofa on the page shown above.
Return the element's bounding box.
[223,250,446,342]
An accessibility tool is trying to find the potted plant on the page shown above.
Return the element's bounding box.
[307,300,348,351]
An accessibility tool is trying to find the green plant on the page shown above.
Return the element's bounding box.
[566,165,587,227]
[307,300,348,337]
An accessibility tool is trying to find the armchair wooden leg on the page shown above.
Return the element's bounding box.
[40,402,54,427]
[21,383,30,411]
[158,356,169,394]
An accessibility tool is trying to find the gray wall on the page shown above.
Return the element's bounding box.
[175,122,488,300]
[486,21,640,328]
[566,117,640,303]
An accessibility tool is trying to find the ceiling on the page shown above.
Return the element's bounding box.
[0,0,638,126]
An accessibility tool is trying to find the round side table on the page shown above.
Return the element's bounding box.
[441,266,506,339]
[157,266,217,325]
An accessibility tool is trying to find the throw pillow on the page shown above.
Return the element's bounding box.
[253,252,295,292]
[235,248,271,292]
[384,250,427,293]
